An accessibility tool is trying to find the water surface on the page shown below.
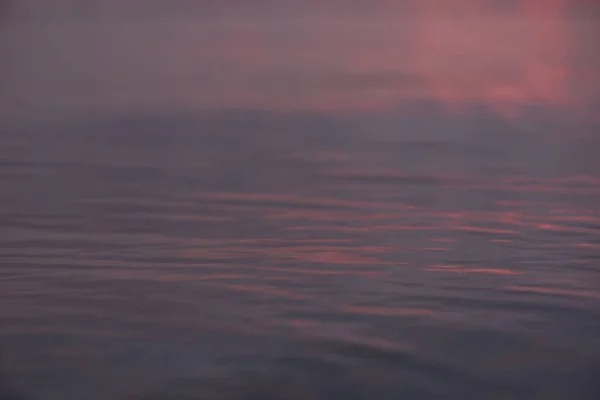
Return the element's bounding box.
[0,1,599,399]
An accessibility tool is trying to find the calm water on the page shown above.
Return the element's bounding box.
[1,2,600,400]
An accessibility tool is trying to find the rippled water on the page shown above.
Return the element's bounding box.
[1,1,600,399]
[1,111,599,400]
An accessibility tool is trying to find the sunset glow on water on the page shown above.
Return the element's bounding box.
[0,1,599,399]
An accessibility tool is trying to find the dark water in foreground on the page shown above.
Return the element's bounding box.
[0,111,599,399]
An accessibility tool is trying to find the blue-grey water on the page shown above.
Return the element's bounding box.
[1,2,600,400]
[2,111,599,400]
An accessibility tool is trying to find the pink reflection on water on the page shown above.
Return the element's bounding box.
[425,266,524,275]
